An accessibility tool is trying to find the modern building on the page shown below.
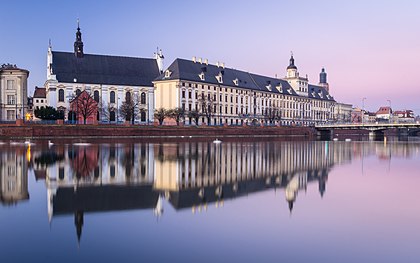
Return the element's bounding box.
[0,64,29,121]
[154,55,337,126]
[44,22,163,123]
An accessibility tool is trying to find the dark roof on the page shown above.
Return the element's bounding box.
[33,87,46,98]
[52,184,158,215]
[52,51,160,87]
[308,84,335,101]
[156,58,334,101]
[0,63,29,75]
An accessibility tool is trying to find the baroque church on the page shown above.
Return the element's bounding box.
[45,22,163,123]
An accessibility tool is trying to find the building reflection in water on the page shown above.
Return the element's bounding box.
[0,145,29,205]
[2,139,420,243]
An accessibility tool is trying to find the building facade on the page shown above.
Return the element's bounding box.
[0,64,29,121]
[45,23,163,123]
[154,55,337,126]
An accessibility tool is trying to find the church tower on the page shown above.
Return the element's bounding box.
[319,68,329,92]
[74,19,84,58]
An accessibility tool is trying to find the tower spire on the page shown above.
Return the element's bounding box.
[74,19,84,58]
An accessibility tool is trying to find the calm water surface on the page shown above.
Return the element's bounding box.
[1,139,419,263]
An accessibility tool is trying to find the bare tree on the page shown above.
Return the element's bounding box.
[97,99,115,122]
[120,93,140,124]
[264,106,281,125]
[168,107,185,126]
[154,108,168,125]
[198,93,217,125]
[70,91,98,124]
[187,109,201,125]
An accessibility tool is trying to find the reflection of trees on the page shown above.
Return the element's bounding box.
[120,144,135,177]
[70,146,99,178]
[34,152,64,166]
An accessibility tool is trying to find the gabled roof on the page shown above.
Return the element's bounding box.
[155,58,334,101]
[376,106,391,115]
[51,51,160,87]
[33,87,46,98]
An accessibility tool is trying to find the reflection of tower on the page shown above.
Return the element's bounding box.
[154,194,164,218]
[0,150,29,205]
[284,172,308,214]
[318,170,328,198]
[75,211,84,245]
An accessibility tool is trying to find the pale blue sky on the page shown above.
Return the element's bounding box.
[1,0,420,112]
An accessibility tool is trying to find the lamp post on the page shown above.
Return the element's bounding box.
[362,97,367,126]
[387,99,392,123]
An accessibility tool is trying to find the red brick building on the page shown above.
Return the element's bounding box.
[69,90,98,124]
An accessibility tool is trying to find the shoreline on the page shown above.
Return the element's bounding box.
[0,124,316,140]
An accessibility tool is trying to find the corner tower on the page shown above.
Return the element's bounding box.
[319,68,329,92]
[286,53,298,78]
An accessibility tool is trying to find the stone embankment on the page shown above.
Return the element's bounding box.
[0,124,316,139]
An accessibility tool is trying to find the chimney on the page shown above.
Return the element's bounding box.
[204,58,208,65]
[216,61,220,68]
[198,58,202,64]
[192,56,196,63]
[221,62,225,69]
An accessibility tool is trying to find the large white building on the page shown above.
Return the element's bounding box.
[45,23,163,123]
[154,55,338,126]
[0,64,29,121]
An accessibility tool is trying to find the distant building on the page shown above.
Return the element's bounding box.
[334,102,353,123]
[33,86,47,110]
[376,106,392,121]
[45,22,162,123]
[0,63,29,121]
[394,110,414,123]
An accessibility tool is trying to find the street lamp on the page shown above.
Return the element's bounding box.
[362,97,367,126]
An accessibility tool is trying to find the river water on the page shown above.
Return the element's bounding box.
[1,138,419,262]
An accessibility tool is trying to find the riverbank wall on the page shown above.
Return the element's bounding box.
[0,124,316,139]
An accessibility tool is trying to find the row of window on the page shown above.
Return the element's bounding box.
[58,89,148,104]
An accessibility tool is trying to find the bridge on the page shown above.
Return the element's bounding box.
[315,122,420,138]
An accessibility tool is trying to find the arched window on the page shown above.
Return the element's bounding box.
[94,90,100,103]
[125,91,131,102]
[141,92,146,104]
[58,89,65,102]
[140,110,146,122]
[76,89,81,96]
[110,111,116,122]
[110,91,115,103]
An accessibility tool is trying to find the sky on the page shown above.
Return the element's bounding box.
[1,0,420,113]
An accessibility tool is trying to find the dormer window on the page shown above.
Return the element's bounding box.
[164,70,172,78]
[199,72,205,81]
[287,88,292,94]
[233,78,239,86]
[276,84,282,93]
[216,72,223,84]
[318,92,324,98]
[266,84,272,92]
